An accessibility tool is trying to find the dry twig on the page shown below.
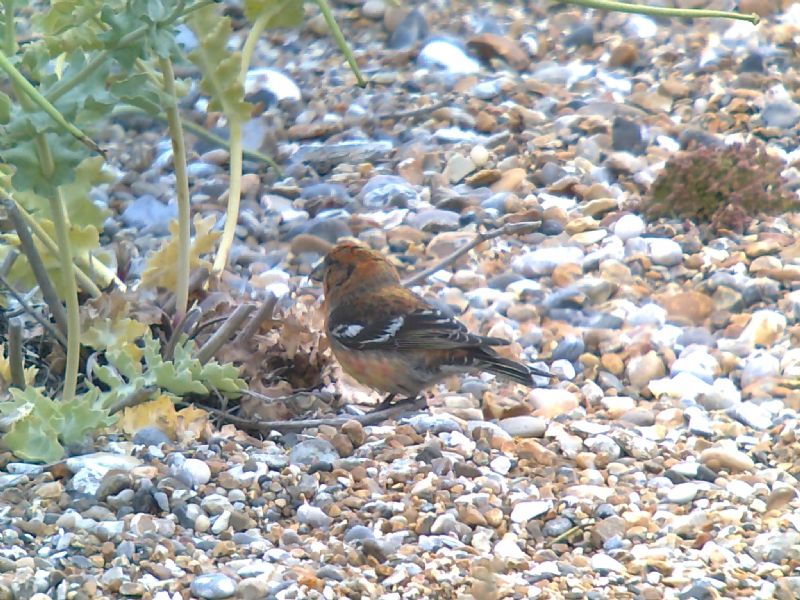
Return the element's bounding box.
[196,303,256,364]
[403,221,539,287]
[5,200,68,336]
[234,292,278,345]
[0,274,67,347]
[8,319,25,389]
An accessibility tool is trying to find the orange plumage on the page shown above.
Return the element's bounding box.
[315,240,547,402]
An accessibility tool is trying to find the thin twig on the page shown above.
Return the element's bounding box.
[109,104,282,170]
[547,522,593,548]
[0,274,67,347]
[109,386,157,415]
[234,293,277,345]
[163,306,203,361]
[196,304,256,364]
[8,318,25,389]
[5,200,68,336]
[403,222,540,287]
[204,396,426,433]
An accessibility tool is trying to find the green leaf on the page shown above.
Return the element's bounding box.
[187,4,252,123]
[244,0,305,28]
[4,413,64,463]
[59,389,115,446]
[35,0,106,54]
[1,133,85,194]
[110,74,162,115]
[14,156,112,229]
[200,362,247,394]
[1,387,66,463]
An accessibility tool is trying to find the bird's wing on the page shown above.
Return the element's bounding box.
[328,304,507,351]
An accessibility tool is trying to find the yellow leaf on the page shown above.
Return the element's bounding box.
[120,394,177,440]
[141,214,221,290]
[81,316,149,363]
[177,404,210,441]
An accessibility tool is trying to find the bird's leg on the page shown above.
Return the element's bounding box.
[370,393,396,412]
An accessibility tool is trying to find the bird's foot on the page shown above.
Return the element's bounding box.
[367,394,424,414]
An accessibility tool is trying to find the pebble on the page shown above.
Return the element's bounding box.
[613,213,645,241]
[418,39,481,74]
[699,446,754,473]
[498,416,547,438]
[297,503,332,529]
[190,574,237,599]
[512,247,585,276]
[667,482,699,505]
[387,9,428,50]
[645,238,683,266]
[289,439,339,466]
[762,100,800,129]
[510,500,552,523]
[173,457,211,488]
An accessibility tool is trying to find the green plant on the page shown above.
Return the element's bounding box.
[643,142,797,234]
[0,0,361,462]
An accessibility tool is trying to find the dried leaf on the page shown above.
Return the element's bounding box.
[141,214,220,289]
[119,394,178,439]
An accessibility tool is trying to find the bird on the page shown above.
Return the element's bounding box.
[312,239,550,409]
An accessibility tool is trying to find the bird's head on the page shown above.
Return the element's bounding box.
[311,240,400,306]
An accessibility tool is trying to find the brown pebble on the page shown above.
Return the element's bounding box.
[490,168,527,193]
[331,433,354,457]
[765,486,796,512]
[342,420,367,447]
[609,42,638,68]
[551,263,582,287]
[601,353,625,376]
[475,111,497,132]
[739,0,779,16]
[655,291,714,325]
[467,33,529,70]
[290,233,333,257]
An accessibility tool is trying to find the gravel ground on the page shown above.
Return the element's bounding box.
[4,0,800,598]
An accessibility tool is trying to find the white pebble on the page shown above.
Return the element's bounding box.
[613,213,645,241]
[470,145,489,167]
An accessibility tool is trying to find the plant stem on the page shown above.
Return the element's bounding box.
[2,0,15,55]
[196,303,255,364]
[0,51,103,155]
[0,274,67,346]
[209,6,283,278]
[210,118,242,276]
[5,199,68,336]
[158,57,191,321]
[8,318,25,389]
[557,0,759,23]
[313,0,366,87]
[35,136,78,402]
[240,12,270,81]
[110,105,281,169]
[9,199,105,297]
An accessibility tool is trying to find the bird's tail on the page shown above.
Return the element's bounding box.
[473,350,552,387]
